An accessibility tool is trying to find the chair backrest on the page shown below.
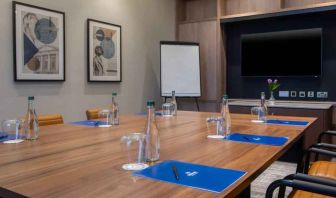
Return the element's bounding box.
[86,108,101,120]
[38,114,64,126]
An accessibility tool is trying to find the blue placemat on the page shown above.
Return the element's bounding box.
[133,160,246,193]
[0,133,25,143]
[266,119,308,126]
[70,120,109,127]
[225,133,288,146]
[136,112,162,116]
[0,131,8,139]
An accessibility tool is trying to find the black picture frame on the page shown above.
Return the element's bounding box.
[87,19,122,82]
[13,1,65,81]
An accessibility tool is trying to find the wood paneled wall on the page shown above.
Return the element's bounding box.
[223,0,281,15]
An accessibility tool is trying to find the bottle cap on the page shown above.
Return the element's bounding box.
[223,95,229,99]
[112,92,117,96]
[147,100,155,107]
[28,96,34,100]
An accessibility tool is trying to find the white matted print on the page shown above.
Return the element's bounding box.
[88,19,121,82]
[13,2,65,81]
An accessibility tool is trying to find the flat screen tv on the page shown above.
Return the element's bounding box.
[241,28,322,77]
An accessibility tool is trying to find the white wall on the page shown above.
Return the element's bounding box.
[0,0,175,122]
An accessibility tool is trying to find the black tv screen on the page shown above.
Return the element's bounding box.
[241,28,322,77]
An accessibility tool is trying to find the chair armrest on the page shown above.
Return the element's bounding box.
[303,147,336,173]
[318,130,336,143]
[266,177,336,198]
[285,173,336,187]
[313,143,336,150]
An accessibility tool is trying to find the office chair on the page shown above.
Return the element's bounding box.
[266,130,336,198]
[38,114,64,126]
[86,108,101,120]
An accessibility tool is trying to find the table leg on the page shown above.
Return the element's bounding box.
[0,187,28,198]
[296,137,304,173]
[236,185,251,198]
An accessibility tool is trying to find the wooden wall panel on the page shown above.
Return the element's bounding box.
[282,0,336,9]
[224,0,281,15]
[203,0,218,19]
[178,23,198,42]
[185,0,204,21]
[176,0,186,22]
[178,0,218,21]
[198,21,218,100]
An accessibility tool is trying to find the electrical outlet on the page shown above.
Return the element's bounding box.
[279,91,289,98]
[290,91,297,97]
[307,91,314,98]
[299,91,305,98]
[317,92,328,98]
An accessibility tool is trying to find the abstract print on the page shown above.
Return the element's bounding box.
[88,19,121,82]
[14,2,65,81]
[92,26,118,76]
[22,12,59,74]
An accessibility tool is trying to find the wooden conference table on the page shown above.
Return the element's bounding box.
[0,111,316,197]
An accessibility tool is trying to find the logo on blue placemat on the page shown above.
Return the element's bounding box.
[185,171,198,177]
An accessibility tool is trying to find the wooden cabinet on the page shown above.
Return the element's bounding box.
[219,0,336,20]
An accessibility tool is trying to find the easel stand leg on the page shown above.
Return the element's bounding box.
[195,98,200,112]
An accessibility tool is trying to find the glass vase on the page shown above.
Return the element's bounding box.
[269,91,275,105]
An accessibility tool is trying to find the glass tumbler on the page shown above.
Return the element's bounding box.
[1,119,25,144]
[251,106,266,123]
[120,133,148,171]
[98,109,113,127]
[162,103,174,117]
[206,116,225,139]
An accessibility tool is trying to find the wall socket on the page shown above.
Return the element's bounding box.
[307,91,314,98]
[317,92,328,98]
[290,91,297,97]
[299,91,305,98]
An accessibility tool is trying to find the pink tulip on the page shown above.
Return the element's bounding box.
[274,79,278,84]
[267,79,272,84]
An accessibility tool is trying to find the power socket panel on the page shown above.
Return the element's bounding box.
[299,91,305,98]
[290,91,297,98]
[307,91,314,98]
[317,92,328,99]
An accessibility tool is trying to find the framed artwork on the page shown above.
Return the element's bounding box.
[87,19,122,82]
[13,1,65,81]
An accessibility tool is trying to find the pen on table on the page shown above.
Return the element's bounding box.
[242,136,251,142]
[172,164,179,181]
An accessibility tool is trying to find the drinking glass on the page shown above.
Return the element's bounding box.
[98,109,112,127]
[120,133,148,171]
[206,116,225,139]
[1,119,25,144]
[162,103,174,117]
[251,106,266,123]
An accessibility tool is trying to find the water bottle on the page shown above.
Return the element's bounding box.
[110,92,119,125]
[221,95,231,137]
[24,96,39,140]
[144,100,160,162]
[171,90,177,116]
[260,92,268,121]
